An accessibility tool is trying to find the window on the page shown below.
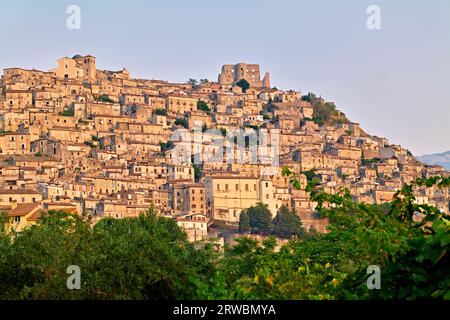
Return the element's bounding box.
[14,216,21,223]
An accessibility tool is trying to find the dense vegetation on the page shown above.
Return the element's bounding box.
[0,209,214,299]
[0,176,448,300]
[302,92,349,126]
[239,204,304,239]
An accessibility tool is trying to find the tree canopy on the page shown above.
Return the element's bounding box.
[241,203,273,235]
[236,79,250,93]
[272,205,304,239]
[0,208,215,299]
[197,101,211,114]
[153,108,168,116]
[174,117,189,129]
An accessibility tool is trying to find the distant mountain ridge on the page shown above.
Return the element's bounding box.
[417,150,450,169]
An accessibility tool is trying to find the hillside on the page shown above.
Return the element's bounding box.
[417,150,450,169]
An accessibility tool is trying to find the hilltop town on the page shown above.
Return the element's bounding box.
[1,55,448,241]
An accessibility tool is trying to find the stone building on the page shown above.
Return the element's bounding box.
[218,63,270,88]
[0,53,448,241]
[50,55,97,81]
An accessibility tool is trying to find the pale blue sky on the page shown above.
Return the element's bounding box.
[1,0,449,155]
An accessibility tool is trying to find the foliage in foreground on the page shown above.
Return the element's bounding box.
[0,177,449,300]
[0,209,215,300]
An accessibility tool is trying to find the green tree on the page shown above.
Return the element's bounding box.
[197,101,211,114]
[302,169,317,182]
[153,108,168,116]
[246,203,273,235]
[239,210,250,234]
[236,79,250,93]
[272,206,304,239]
[160,141,174,153]
[0,208,216,300]
[301,92,317,102]
[175,118,189,129]
[193,164,202,182]
[187,78,198,87]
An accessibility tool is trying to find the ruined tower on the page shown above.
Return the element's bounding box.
[218,63,267,88]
